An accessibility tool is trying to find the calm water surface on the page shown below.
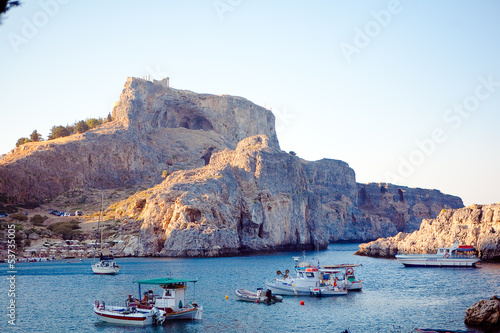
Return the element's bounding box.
[2,243,499,333]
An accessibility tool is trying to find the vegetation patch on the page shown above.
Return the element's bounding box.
[30,214,48,226]
[47,220,82,239]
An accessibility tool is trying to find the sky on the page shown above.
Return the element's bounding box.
[1,0,499,206]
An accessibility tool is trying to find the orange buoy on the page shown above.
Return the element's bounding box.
[225,295,228,299]
[300,300,305,306]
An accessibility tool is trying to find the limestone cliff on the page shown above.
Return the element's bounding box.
[0,77,278,204]
[357,183,464,232]
[355,203,500,261]
[107,135,463,257]
[109,135,312,256]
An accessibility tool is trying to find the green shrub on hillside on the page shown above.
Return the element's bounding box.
[30,214,48,226]
[48,221,82,239]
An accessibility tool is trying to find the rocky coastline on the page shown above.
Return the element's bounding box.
[355,203,500,261]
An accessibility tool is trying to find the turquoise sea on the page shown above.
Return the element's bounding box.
[2,243,500,333]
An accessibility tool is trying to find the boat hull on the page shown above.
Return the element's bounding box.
[395,255,480,267]
[92,266,120,274]
[93,305,164,326]
[235,289,283,303]
[309,287,348,297]
[161,306,203,320]
[265,282,347,297]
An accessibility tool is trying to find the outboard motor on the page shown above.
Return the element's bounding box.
[265,289,273,303]
[151,307,160,325]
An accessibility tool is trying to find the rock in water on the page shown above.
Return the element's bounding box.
[465,296,500,326]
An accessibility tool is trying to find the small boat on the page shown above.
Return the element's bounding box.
[94,277,202,326]
[265,255,349,296]
[93,301,165,326]
[91,255,120,275]
[65,258,83,263]
[395,241,480,267]
[235,288,283,303]
[134,278,203,321]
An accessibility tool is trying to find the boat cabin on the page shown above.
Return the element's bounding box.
[436,241,477,258]
[133,278,198,313]
[155,283,188,312]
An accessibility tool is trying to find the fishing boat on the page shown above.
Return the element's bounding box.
[265,255,349,296]
[235,288,283,303]
[94,277,202,326]
[93,301,165,326]
[91,193,120,275]
[134,278,203,321]
[395,241,480,267]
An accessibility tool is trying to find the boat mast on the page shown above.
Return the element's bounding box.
[99,192,103,255]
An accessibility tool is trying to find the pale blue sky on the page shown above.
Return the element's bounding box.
[1,0,499,206]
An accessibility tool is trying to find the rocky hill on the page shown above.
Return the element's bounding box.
[0,77,466,257]
[0,77,278,204]
[105,135,463,257]
[355,203,500,261]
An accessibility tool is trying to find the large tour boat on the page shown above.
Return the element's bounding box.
[395,241,480,267]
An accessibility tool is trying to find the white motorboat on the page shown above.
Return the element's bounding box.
[395,241,480,267]
[94,277,202,326]
[235,288,283,303]
[93,301,165,326]
[265,255,349,297]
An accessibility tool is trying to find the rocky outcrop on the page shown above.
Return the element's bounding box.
[0,77,278,204]
[465,296,500,327]
[107,135,462,257]
[109,135,312,256]
[355,204,500,261]
[302,160,399,242]
[357,183,464,232]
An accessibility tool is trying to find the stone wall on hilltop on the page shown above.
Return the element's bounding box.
[355,203,500,261]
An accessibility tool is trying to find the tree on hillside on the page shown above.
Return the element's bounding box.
[75,120,89,133]
[15,137,30,147]
[87,118,102,129]
[107,113,112,122]
[48,125,71,140]
[30,130,42,142]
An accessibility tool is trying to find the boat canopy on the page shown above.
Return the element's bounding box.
[134,278,197,285]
